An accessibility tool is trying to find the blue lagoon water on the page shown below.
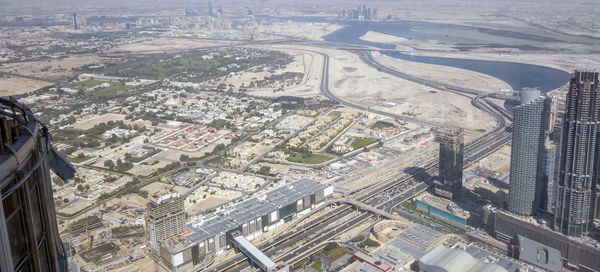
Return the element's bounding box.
[277,17,572,92]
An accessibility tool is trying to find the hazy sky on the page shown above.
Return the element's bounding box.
[2,0,596,16]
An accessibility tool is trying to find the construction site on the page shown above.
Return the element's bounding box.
[433,128,464,201]
[61,196,150,270]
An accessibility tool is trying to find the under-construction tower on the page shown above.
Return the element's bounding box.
[434,128,464,200]
[147,192,186,253]
[554,70,600,237]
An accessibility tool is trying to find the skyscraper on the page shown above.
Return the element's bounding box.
[72,12,78,30]
[520,87,541,105]
[554,70,599,237]
[540,138,557,213]
[208,1,214,17]
[507,97,546,215]
[434,128,464,200]
[0,98,75,271]
[147,192,186,253]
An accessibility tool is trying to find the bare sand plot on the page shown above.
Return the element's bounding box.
[406,50,585,77]
[0,54,107,82]
[128,159,173,176]
[360,31,408,44]
[58,198,92,215]
[132,258,167,272]
[141,182,189,195]
[187,196,229,215]
[73,113,126,130]
[0,76,54,95]
[107,38,232,54]
[262,21,343,41]
[322,47,497,132]
[110,193,149,208]
[371,51,511,91]
[360,31,458,52]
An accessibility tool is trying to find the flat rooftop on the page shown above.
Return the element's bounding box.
[397,224,444,249]
[418,193,470,219]
[166,178,329,253]
[164,235,194,253]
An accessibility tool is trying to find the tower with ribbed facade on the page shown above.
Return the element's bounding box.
[554,70,599,237]
[508,97,546,215]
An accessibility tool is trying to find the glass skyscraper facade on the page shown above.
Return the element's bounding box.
[508,97,546,216]
[0,98,74,271]
[554,70,600,237]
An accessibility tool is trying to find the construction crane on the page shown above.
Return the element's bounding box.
[96,198,104,227]
[85,213,92,249]
[144,214,149,241]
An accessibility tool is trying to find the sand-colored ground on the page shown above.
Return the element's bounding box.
[0,76,54,96]
[153,149,186,162]
[141,182,189,195]
[262,21,343,41]
[320,47,497,131]
[371,51,512,92]
[254,44,498,131]
[110,193,149,209]
[128,159,173,176]
[243,46,324,98]
[131,257,167,272]
[360,31,408,45]
[107,38,232,54]
[73,113,126,130]
[58,198,92,215]
[0,54,106,82]
[405,50,594,78]
[187,196,229,215]
[359,30,459,52]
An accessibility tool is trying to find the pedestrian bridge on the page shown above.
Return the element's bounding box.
[230,232,288,272]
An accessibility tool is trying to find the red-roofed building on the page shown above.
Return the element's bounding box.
[352,251,392,272]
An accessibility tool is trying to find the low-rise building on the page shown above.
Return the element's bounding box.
[158,178,333,271]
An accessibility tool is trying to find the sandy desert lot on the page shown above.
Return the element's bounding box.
[0,54,108,82]
[0,76,54,96]
[262,21,343,41]
[371,51,512,92]
[320,47,498,132]
[73,113,127,130]
[106,38,233,54]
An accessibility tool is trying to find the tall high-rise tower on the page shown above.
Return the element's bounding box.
[434,128,464,200]
[0,98,75,271]
[147,192,185,253]
[507,97,546,215]
[72,12,78,30]
[208,1,214,17]
[554,70,600,237]
[520,87,541,105]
